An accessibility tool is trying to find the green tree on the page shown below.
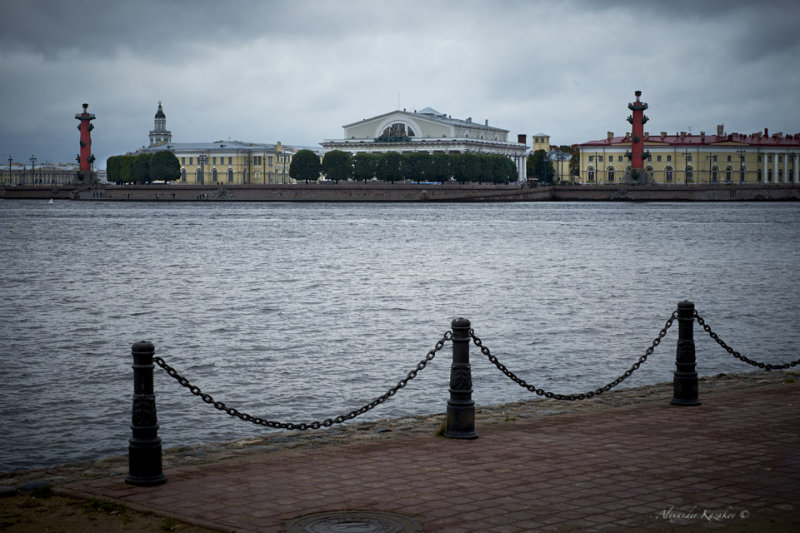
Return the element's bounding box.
[322,150,353,183]
[150,151,181,182]
[462,153,481,183]
[106,156,121,183]
[376,152,402,183]
[404,152,434,182]
[119,155,136,183]
[431,152,451,182]
[132,153,152,184]
[568,147,580,179]
[353,153,378,182]
[528,149,555,184]
[289,149,322,183]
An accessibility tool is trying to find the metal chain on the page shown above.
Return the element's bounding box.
[153,330,452,430]
[473,311,678,400]
[694,311,800,371]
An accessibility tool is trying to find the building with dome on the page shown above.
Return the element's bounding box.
[139,102,300,185]
[321,107,528,181]
[149,102,172,147]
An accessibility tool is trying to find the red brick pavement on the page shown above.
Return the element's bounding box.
[61,383,800,532]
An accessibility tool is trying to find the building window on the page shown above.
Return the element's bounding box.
[588,168,595,182]
[181,157,185,165]
[713,155,718,162]
[589,156,594,162]
[667,155,672,162]
[665,166,673,183]
[726,167,732,183]
[727,155,732,162]
[758,169,763,182]
[686,167,694,182]
[227,169,233,183]
[212,169,218,182]
[712,168,718,183]
[598,156,603,162]
[657,155,662,162]
[212,157,217,165]
[189,157,193,165]
[740,167,746,183]
[181,169,186,182]
[687,155,692,162]
[607,168,615,182]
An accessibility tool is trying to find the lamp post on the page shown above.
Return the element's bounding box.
[684,149,689,184]
[736,149,746,183]
[30,155,37,185]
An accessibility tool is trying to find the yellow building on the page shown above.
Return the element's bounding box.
[144,140,299,185]
[140,103,305,184]
[530,133,572,183]
[578,127,800,186]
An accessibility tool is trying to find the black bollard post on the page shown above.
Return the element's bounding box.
[126,341,167,486]
[445,317,478,439]
[671,301,701,406]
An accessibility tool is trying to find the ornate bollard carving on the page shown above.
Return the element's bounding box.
[671,301,701,406]
[126,341,166,486]
[445,318,478,439]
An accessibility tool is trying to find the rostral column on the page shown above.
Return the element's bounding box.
[75,103,96,183]
[625,90,650,183]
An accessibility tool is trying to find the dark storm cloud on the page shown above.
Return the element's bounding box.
[0,0,284,59]
[0,0,797,168]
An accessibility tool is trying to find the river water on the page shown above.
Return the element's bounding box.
[1,200,798,472]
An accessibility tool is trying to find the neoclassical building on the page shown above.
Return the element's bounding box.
[321,107,528,180]
[577,95,799,185]
[139,103,300,185]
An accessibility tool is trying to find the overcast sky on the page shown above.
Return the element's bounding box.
[1,0,798,169]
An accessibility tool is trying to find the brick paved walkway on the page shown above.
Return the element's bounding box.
[61,383,800,532]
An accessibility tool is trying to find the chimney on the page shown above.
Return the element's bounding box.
[700,131,705,142]
[716,124,724,136]
[607,131,614,140]
[764,128,769,136]
[517,134,527,146]
[661,132,666,139]
[485,119,488,126]
[467,117,472,123]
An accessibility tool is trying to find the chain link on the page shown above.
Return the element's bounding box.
[153,331,452,430]
[694,311,800,371]
[473,311,678,400]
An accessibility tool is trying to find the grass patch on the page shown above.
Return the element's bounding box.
[83,498,127,516]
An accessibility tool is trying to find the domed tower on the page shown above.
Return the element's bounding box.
[149,102,172,146]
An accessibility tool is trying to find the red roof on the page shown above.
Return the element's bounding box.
[580,131,800,148]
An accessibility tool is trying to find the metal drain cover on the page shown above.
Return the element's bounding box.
[286,510,422,532]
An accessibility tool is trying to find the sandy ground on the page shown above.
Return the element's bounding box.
[1,369,796,532]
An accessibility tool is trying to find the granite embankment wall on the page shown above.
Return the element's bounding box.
[3,183,800,202]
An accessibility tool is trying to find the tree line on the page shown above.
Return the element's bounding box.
[106,152,181,184]
[290,150,519,184]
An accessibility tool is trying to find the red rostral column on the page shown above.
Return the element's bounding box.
[75,103,96,181]
[627,90,648,170]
